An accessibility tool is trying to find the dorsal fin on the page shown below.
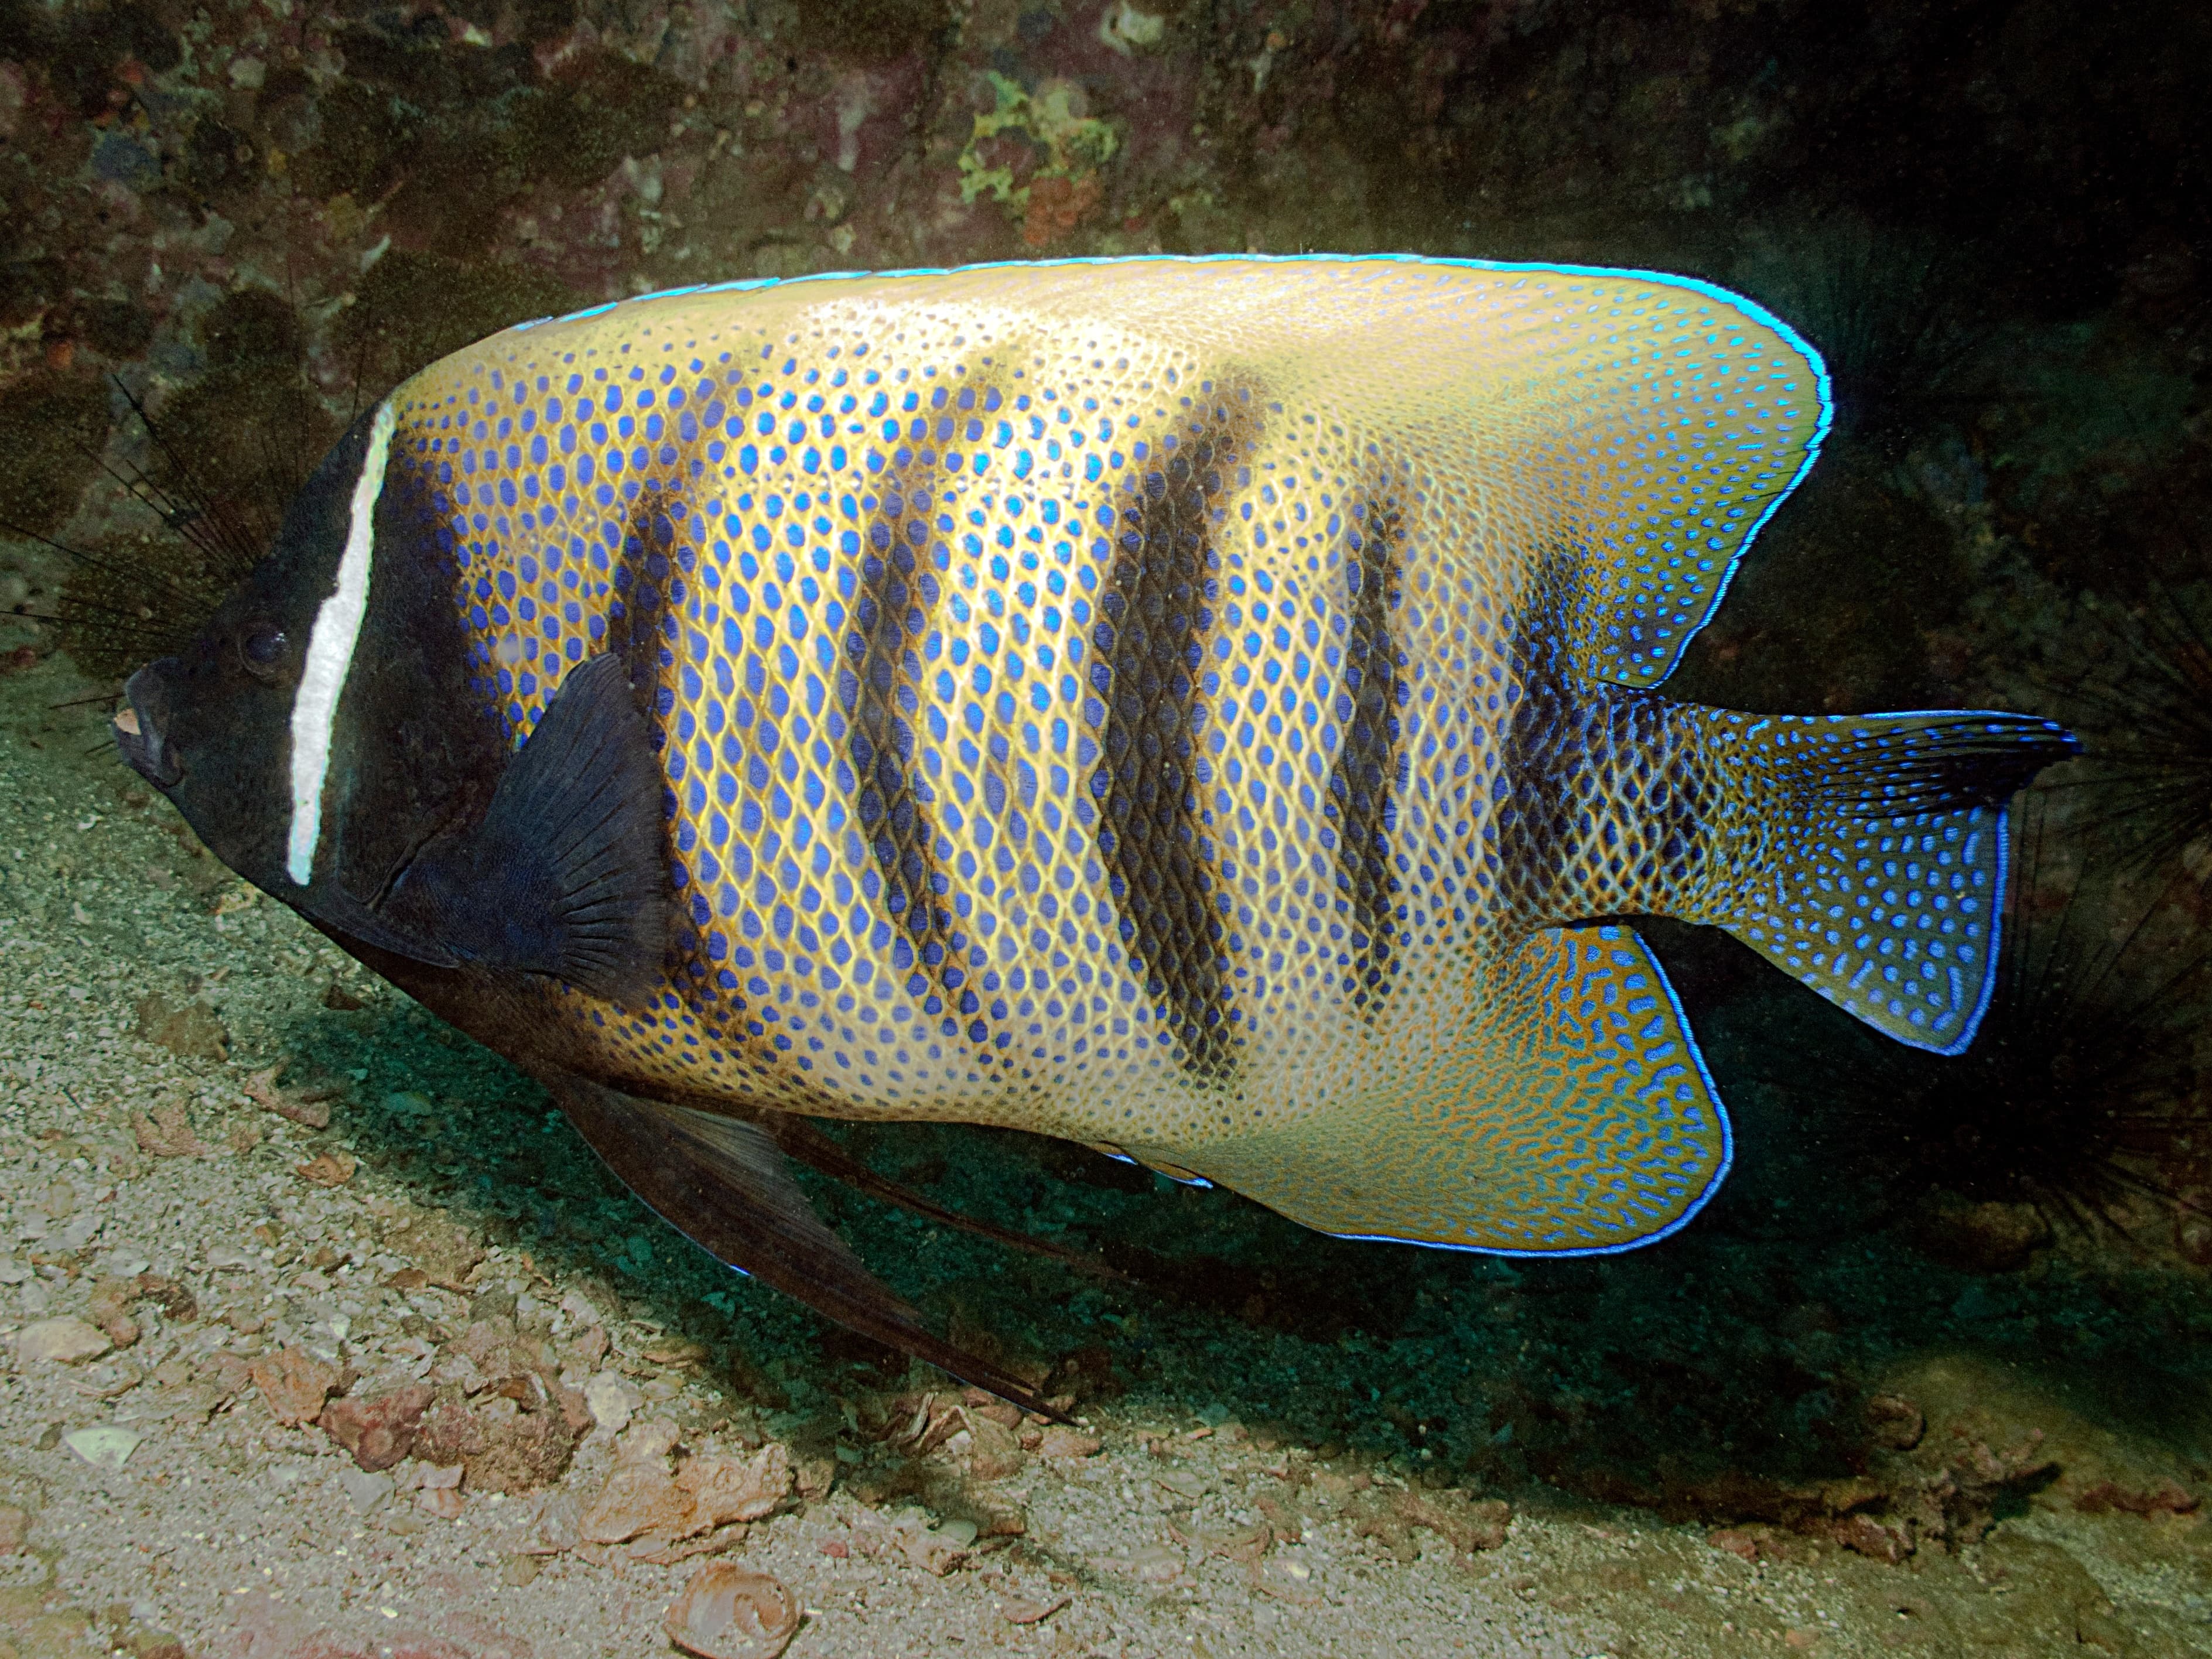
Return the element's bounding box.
[471,256,1831,690]
[1356,266,1828,687]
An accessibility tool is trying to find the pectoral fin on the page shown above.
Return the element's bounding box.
[544,1073,1058,1415]
[310,881,463,969]
[385,652,671,1005]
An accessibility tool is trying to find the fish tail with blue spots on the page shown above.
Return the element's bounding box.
[1717,709,2080,1054]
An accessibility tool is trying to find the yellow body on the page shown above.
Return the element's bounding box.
[381,256,1830,1254]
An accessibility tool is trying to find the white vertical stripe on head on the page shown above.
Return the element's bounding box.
[285,398,397,887]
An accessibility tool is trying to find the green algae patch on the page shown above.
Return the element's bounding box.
[959,73,1122,249]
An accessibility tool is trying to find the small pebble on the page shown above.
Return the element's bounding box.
[1036,1426,1102,1459]
[584,1370,637,1435]
[1124,1542,1185,1583]
[339,1468,394,1514]
[61,1426,142,1470]
[15,1316,111,1366]
[664,1562,801,1659]
[416,1486,464,1520]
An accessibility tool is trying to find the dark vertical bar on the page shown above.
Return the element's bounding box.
[844,478,943,968]
[1493,615,1579,929]
[598,485,690,999]
[1326,501,1404,1016]
[607,485,686,732]
[1092,440,1233,1077]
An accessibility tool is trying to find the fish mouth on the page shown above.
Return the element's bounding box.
[115,659,183,790]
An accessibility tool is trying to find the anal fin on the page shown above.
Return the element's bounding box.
[1169,925,1731,1256]
[544,1073,1058,1416]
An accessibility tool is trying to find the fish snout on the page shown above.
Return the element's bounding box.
[115,659,184,789]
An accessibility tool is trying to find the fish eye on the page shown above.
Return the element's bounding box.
[239,624,289,679]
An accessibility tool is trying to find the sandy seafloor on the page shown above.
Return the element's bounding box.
[6,0,2212,1654]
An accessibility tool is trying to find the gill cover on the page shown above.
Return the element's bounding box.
[119,399,671,1000]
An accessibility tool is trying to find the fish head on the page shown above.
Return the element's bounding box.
[110,402,497,961]
[112,411,385,897]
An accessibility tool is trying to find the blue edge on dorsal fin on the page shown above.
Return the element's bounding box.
[490,259,2078,1260]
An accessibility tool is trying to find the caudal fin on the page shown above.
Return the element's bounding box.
[1722,710,2078,1054]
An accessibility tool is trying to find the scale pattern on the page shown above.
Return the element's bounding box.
[379,256,1830,1254]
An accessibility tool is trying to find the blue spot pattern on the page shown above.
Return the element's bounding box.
[378,255,2023,1264]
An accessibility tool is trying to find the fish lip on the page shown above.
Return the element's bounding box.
[115,661,183,790]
